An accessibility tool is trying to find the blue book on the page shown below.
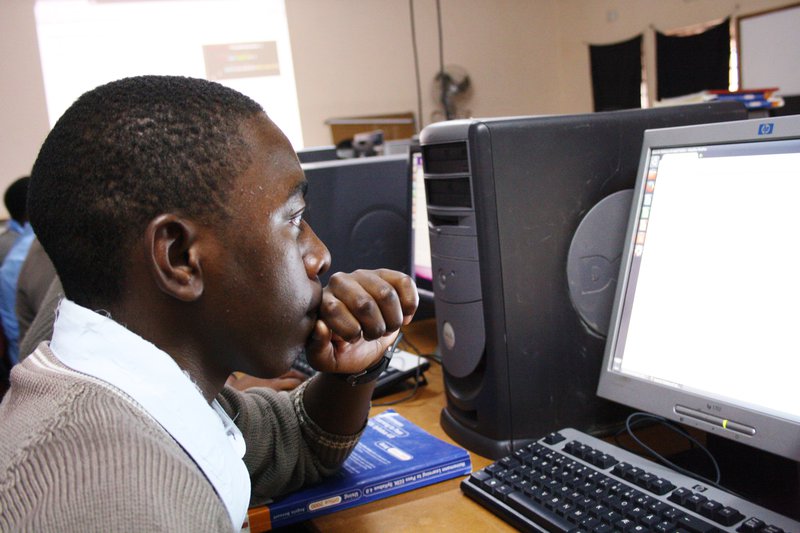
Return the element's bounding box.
[257,410,472,530]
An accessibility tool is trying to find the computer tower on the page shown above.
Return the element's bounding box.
[419,102,748,459]
[302,154,412,285]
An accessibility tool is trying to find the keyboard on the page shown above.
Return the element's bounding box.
[461,427,799,533]
[292,349,430,398]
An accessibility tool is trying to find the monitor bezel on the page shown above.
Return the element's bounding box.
[597,114,800,462]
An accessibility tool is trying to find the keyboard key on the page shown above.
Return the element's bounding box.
[675,513,717,533]
[612,461,632,478]
[715,505,744,526]
[469,470,491,483]
[567,507,588,524]
[494,483,514,498]
[600,509,623,524]
[639,512,661,528]
[736,517,766,532]
[662,507,685,522]
[647,499,670,515]
[624,466,644,482]
[615,517,637,531]
[484,462,505,476]
[685,493,708,512]
[595,453,619,469]
[625,505,646,522]
[654,520,677,533]
[668,487,693,506]
[637,472,657,488]
[650,477,677,496]
[499,455,520,469]
[544,431,566,445]
[580,516,602,530]
[507,490,575,532]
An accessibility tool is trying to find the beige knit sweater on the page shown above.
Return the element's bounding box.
[0,344,362,532]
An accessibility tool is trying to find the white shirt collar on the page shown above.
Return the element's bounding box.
[49,299,250,530]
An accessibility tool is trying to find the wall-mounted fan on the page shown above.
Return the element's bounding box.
[433,65,472,121]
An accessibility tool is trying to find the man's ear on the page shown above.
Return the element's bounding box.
[145,214,204,302]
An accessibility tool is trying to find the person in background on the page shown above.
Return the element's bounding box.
[15,237,57,351]
[0,176,36,365]
[0,176,30,264]
[0,75,417,531]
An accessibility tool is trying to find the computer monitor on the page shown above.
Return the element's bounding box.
[302,154,411,286]
[296,145,339,164]
[597,114,800,463]
[410,145,432,285]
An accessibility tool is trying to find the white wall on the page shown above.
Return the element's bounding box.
[0,0,50,213]
[0,0,796,218]
[285,0,562,146]
[555,0,796,112]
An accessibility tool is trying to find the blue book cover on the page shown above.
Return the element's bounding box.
[260,410,472,529]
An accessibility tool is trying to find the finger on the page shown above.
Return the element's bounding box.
[305,319,338,370]
[373,269,419,324]
[316,330,398,374]
[323,270,416,341]
[322,272,392,340]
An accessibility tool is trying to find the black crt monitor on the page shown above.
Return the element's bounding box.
[296,145,339,164]
[301,154,412,285]
[597,114,800,465]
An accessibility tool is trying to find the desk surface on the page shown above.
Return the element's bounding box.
[247,319,513,532]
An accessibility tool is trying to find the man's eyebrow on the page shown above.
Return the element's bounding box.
[291,179,308,198]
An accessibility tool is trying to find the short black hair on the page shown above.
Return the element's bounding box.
[5,176,30,223]
[29,75,264,307]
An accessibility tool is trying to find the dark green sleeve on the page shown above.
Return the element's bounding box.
[217,377,364,506]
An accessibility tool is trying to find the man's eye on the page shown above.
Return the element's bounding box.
[290,211,304,227]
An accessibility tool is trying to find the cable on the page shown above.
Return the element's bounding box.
[436,0,445,75]
[435,0,449,119]
[373,335,428,406]
[372,361,425,406]
[398,334,439,364]
[623,412,725,488]
[408,0,424,132]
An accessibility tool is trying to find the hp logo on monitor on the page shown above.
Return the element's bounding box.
[758,123,775,135]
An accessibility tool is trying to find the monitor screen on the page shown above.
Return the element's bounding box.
[597,114,800,462]
[411,148,433,283]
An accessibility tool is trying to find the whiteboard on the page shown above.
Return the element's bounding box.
[738,3,800,95]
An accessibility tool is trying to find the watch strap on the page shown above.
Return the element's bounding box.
[337,334,402,386]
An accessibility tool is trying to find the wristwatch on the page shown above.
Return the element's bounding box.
[337,335,402,386]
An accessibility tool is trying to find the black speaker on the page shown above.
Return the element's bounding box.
[302,154,411,285]
[419,103,748,459]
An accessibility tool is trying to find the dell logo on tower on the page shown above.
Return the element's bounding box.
[758,123,775,135]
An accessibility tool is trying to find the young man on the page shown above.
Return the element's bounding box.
[0,76,418,531]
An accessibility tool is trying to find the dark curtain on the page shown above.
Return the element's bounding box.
[590,35,642,111]
[656,18,730,100]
